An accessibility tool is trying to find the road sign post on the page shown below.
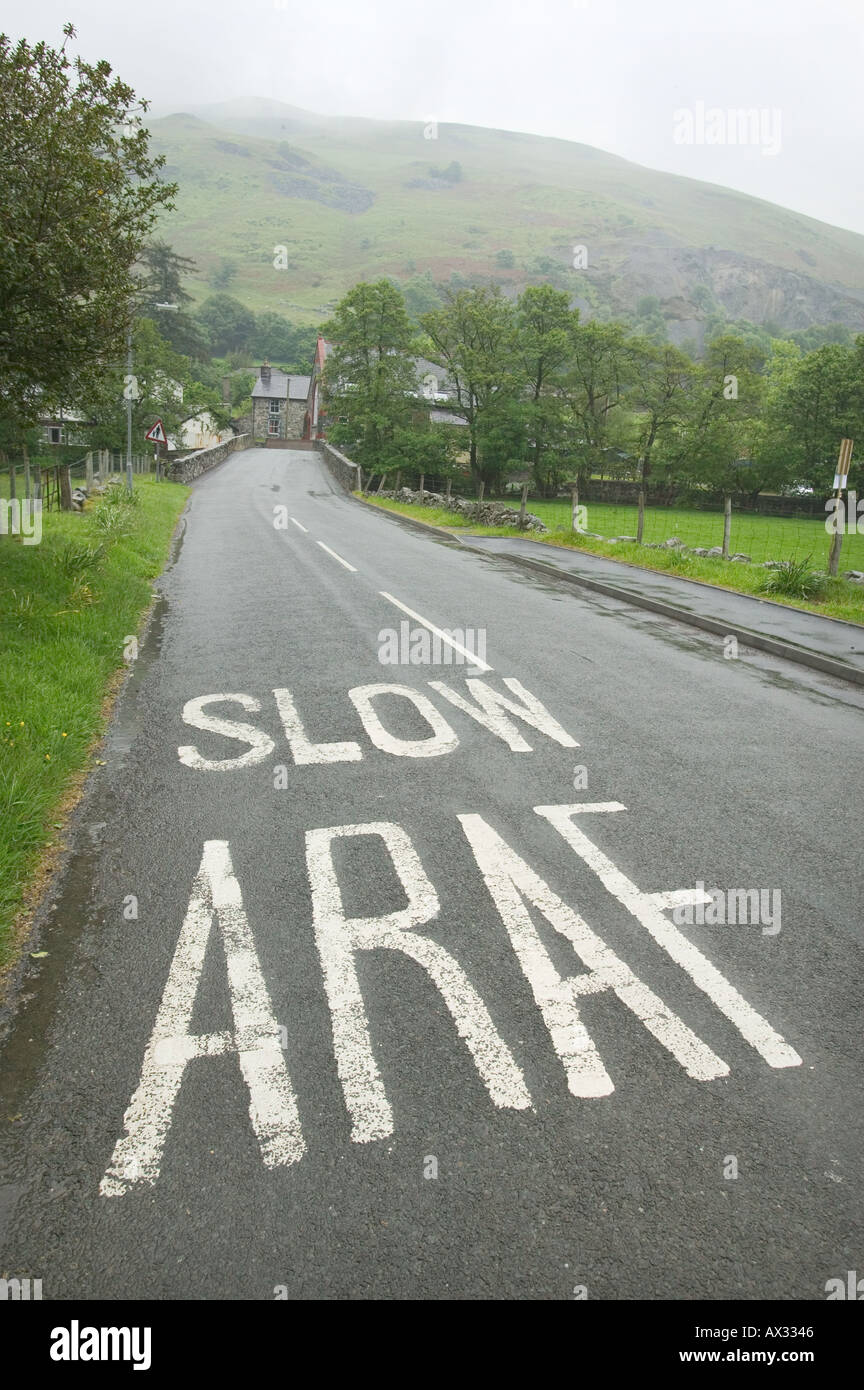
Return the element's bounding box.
[145,419,168,482]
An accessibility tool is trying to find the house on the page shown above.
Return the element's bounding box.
[38,410,93,448]
[304,337,332,440]
[251,362,311,441]
[168,411,229,453]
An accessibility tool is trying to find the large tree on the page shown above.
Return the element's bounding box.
[320,280,417,472]
[420,286,522,491]
[561,321,635,489]
[0,25,175,427]
[195,294,256,357]
[756,340,863,494]
[136,240,208,359]
[627,338,695,541]
[516,284,577,495]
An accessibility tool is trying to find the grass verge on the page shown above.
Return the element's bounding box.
[360,495,864,625]
[0,476,189,972]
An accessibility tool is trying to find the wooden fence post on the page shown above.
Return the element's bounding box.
[722,494,732,559]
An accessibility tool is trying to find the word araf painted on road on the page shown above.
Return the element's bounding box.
[100,677,801,1196]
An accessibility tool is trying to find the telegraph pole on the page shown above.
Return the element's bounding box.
[125,322,134,493]
[125,302,179,494]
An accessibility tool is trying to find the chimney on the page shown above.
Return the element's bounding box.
[260,361,271,385]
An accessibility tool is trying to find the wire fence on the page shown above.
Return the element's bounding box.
[520,498,861,572]
[0,451,154,510]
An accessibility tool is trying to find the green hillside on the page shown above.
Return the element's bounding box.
[148,98,864,338]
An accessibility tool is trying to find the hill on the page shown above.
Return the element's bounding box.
[147,99,864,341]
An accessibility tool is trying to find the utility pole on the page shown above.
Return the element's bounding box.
[125,322,134,494]
[126,302,179,494]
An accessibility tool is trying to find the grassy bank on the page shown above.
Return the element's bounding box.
[0,476,189,970]
[361,495,864,625]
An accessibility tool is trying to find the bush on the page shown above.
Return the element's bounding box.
[100,479,141,508]
[57,539,106,577]
[759,556,826,600]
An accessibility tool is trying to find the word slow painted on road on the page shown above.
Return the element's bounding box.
[100,679,801,1195]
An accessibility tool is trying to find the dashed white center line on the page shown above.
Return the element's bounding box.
[290,517,308,533]
[317,541,357,572]
[379,591,493,672]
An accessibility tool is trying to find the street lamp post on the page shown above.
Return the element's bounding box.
[125,301,179,494]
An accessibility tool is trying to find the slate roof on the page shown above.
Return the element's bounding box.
[252,369,311,401]
[412,356,456,398]
[429,408,467,426]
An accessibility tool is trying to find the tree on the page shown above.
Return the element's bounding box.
[388,422,459,490]
[420,286,522,491]
[83,318,222,452]
[561,321,635,489]
[196,294,256,356]
[251,313,316,370]
[675,334,765,555]
[0,25,175,427]
[516,284,577,495]
[137,241,208,358]
[627,339,695,541]
[757,340,863,494]
[320,280,417,471]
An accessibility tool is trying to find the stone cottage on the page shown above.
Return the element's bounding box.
[251,362,311,441]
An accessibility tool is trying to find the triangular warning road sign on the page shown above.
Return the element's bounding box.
[145,419,167,443]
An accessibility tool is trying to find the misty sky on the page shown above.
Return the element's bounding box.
[8,0,864,238]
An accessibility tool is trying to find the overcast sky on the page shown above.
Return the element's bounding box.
[9,0,864,237]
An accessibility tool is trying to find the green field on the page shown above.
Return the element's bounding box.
[0,476,189,971]
[522,500,864,570]
[361,495,864,625]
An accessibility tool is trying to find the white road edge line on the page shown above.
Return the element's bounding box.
[290,517,308,532]
[379,591,493,672]
[317,541,357,572]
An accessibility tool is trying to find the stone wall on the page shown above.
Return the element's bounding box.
[319,441,360,492]
[168,434,252,484]
[286,399,306,437]
[377,487,547,531]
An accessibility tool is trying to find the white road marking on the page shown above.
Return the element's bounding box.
[648,889,713,910]
[429,677,579,752]
[459,813,728,1094]
[348,683,459,758]
[178,694,275,772]
[317,541,357,571]
[290,517,308,532]
[535,803,802,1070]
[306,820,532,1143]
[379,592,492,672]
[273,687,362,764]
[100,842,305,1196]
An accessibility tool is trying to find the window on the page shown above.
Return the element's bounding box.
[269,399,281,415]
[268,417,280,435]
[49,426,62,445]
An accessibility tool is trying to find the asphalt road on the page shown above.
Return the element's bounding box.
[1,446,862,1301]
